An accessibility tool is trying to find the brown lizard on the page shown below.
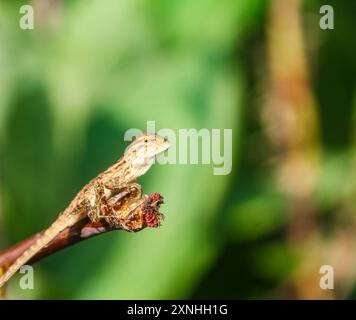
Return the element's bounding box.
[0,133,169,288]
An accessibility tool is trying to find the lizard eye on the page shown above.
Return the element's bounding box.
[144,138,148,143]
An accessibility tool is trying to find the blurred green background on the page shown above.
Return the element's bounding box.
[0,0,355,299]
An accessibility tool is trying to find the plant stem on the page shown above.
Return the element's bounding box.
[0,218,119,269]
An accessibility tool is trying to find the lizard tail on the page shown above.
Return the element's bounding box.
[0,213,78,288]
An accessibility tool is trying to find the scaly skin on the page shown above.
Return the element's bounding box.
[0,133,169,288]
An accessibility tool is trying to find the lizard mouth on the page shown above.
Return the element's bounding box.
[153,141,170,159]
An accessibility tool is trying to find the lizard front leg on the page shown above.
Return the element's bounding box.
[100,183,143,226]
[81,181,128,223]
[102,179,142,201]
[87,181,142,224]
[104,196,146,230]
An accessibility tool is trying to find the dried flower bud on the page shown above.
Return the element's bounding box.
[142,193,164,228]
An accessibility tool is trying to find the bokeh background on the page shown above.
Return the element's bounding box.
[0,0,355,299]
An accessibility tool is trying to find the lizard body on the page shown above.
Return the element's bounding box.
[0,133,169,287]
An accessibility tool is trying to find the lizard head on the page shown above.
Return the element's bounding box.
[124,133,170,177]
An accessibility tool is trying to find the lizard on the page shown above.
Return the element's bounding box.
[0,133,170,288]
